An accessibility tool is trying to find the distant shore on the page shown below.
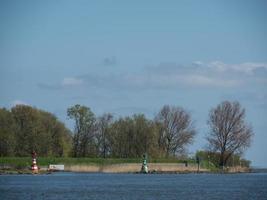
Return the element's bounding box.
[64,163,207,173]
[0,157,252,175]
[0,163,251,174]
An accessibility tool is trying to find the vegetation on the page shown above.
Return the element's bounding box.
[67,105,96,157]
[0,105,72,157]
[0,157,191,169]
[155,105,195,157]
[206,101,253,168]
[66,104,196,158]
[196,150,251,170]
[0,101,253,170]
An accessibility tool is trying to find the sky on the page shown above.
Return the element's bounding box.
[0,0,267,167]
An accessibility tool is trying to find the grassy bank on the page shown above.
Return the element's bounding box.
[0,157,250,173]
[0,157,193,169]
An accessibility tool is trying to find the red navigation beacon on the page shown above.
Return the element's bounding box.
[31,151,39,173]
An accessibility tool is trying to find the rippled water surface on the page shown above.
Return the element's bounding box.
[1,172,267,200]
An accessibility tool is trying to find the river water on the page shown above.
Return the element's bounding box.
[0,172,267,200]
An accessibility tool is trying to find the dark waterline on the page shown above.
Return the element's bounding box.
[1,172,267,200]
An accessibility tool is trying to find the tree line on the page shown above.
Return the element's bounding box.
[0,105,72,157]
[67,104,195,159]
[0,101,253,168]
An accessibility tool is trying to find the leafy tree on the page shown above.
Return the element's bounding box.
[95,113,113,158]
[132,114,157,157]
[108,114,158,158]
[67,104,96,157]
[40,111,72,156]
[207,101,253,168]
[155,105,196,157]
[0,105,72,157]
[196,150,251,168]
[109,117,133,158]
[11,105,40,156]
[0,108,16,156]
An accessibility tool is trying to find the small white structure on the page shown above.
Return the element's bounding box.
[49,164,64,171]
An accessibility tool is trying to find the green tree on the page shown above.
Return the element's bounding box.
[196,150,251,168]
[96,113,113,158]
[40,111,72,156]
[67,104,96,157]
[5,105,72,157]
[11,105,40,156]
[108,114,158,158]
[109,117,133,158]
[132,114,158,157]
[0,108,16,156]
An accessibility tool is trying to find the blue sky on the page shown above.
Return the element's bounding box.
[0,0,267,167]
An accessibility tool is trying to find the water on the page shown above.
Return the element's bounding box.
[1,173,267,200]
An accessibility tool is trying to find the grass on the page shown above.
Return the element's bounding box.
[200,160,219,172]
[0,157,193,169]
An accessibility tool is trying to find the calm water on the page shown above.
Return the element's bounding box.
[0,172,267,200]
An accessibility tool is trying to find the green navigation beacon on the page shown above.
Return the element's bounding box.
[141,154,148,173]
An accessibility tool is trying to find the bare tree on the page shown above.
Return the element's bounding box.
[155,105,196,157]
[207,101,253,168]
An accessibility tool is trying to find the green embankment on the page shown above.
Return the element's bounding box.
[0,157,194,169]
[199,160,218,172]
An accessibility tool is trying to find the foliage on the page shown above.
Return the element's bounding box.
[108,114,158,158]
[196,150,251,169]
[0,105,72,157]
[66,105,196,159]
[95,113,113,158]
[0,101,253,167]
[0,157,188,169]
[67,104,96,157]
[0,108,16,156]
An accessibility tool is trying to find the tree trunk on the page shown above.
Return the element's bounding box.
[219,152,225,169]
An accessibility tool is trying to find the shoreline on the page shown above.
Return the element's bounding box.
[0,163,250,175]
[64,163,209,173]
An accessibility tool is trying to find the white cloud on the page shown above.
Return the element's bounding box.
[11,100,29,106]
[39,61,265,91]
[195,61,267,75]
[180,74,242,87]
[61,77,83,87]
[125,61,247,88]
[124,73,241,89]
[38,77,84,90]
